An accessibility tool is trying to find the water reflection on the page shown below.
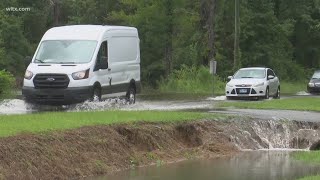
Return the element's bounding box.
[100,151,320,180]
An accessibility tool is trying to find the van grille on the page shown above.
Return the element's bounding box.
[33,74,69,89]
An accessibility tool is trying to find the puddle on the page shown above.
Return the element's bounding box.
[94,151,320,180]
[206,96,226,101]
[296,91,310,96]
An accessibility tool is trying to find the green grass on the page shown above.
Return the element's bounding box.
[158,65,225,95]
[0,111,217,138]
[281,81,307,95]
[297,176,320,180]
[292,151,320,164]
[293,151,320,180]
[218,97,320,112]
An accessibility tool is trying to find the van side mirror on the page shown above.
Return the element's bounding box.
[227,76,233,80]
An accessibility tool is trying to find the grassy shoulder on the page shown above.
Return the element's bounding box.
[293,151,320,180]
[218,98,320,112]
[297,176,320,180]
[0,111,220,137]
[281,81,307,95]
[292,151,320,164]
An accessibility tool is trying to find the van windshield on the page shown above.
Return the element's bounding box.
[34,40,97,64]
[233,69,266,79]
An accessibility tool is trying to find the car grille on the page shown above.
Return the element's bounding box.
[315,83,320,87]
[33,74,70,89]
[235,84,252,87]
[236,88,251,94]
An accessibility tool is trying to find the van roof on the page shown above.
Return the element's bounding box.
[42,25,138,41]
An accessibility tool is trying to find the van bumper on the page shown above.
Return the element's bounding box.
[22,86,93,105]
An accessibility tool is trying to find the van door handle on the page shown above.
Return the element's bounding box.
[108,68,111,71]
[108,77,112,86]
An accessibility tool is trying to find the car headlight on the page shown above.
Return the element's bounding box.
[254,82,264,87]
[72,69,90,80]
[308,83,315,87]
[24,70,33,80]
[226,83,233,87]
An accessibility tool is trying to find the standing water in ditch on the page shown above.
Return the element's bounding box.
[96,151,320,180]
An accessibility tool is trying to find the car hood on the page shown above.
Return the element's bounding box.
[228,78,265,86]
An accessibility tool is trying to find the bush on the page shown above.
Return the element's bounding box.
[158,65,225,95]
[0,70,15,99]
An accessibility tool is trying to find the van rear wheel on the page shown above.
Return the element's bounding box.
[126,86,136,104]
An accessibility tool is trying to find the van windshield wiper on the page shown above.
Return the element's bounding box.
[35,58,45,63]
[55,62,76,64]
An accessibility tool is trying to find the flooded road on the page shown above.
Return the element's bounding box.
[0,96,215,115]
[1,93,320,123]
[97,151,320,180]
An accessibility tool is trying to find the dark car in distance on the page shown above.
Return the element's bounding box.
[307,70,320,94]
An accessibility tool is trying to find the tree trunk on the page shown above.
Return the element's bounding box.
[208,0,216,64]
[200,0,217,66]
[233,0,240,71]
[164,0,173,76]
[53,0,60,26]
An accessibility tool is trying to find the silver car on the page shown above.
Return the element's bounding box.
[225,67,280,99]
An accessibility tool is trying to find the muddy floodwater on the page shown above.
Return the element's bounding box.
[98,151,320,180]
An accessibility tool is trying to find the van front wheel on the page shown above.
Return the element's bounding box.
[91,87,101,102]
[126,86,136,104]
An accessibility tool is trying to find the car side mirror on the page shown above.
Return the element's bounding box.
[268,75,275,80]
[227,76,233,80]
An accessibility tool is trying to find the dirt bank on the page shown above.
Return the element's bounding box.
[1,118,320,179]
[0,120,238,180]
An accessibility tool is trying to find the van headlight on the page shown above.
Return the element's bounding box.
[72,69,89,80]
[24,70,33,80]
[255,82,264,87]
[308,83,315,87]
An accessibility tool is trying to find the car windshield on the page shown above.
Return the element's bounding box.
[312,71,320,79]
[34,40,97,64]
[233,69,266,79]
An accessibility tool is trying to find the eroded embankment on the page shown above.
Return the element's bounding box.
[1,118,320,179]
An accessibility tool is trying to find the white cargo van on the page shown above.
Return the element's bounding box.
[22,25,141,105]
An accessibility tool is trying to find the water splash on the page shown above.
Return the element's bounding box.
[296,91,310,96]
[206,96,227,101]
[227,119,320,151]
[0,99,30,114]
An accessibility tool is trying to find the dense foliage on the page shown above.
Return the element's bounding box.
[0,70,15,99]
[0,0,319,88]
[158,65,225,94]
